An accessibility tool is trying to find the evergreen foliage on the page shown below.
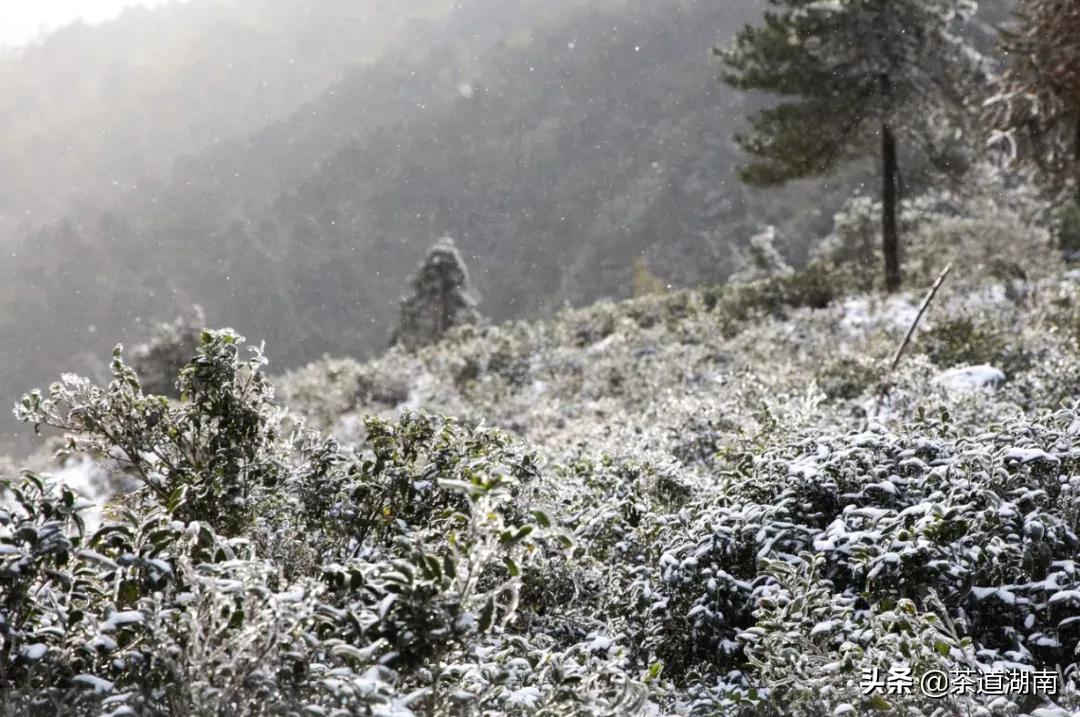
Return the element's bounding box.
[5,334,565,715]
[389,239,483,351]
[987,0,1080,198]
[728,226,794,285]
[719,0,986,291]
[9,239,1080,713]
[1,1,1078,714]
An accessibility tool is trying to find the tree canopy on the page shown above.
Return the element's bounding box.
[987,0,1080,197]
[721,0,986,290]
[389,238,483,351]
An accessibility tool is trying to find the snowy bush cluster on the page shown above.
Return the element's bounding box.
[6,197,1080,714]
[2,332,585,715]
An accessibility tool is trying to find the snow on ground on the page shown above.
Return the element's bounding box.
[837,294,921,338]
[935,364,1006,393]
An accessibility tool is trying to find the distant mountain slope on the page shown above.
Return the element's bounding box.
[0,0,1013,455]
[1,0,776,452]
[0,0,451,238]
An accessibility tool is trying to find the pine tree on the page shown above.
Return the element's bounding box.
[719,0,985,292]
[388,238,483,350]
[987,0,1080,199]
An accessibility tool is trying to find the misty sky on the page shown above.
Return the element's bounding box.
[1,0,183,48]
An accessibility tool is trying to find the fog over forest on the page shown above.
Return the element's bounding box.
[0,0,1010,454]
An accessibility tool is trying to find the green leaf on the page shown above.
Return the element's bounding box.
[499,525,534,547]
[443,553,457,579]
[503,556,520,577]
[868,694,891,711]
[118,580,140,606]
[423,554,442,580]
[531,509,553,528]
[167,485,188,514]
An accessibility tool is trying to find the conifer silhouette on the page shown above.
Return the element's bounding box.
[389,238,482,350]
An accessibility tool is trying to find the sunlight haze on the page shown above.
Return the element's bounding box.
[1,0,184,48]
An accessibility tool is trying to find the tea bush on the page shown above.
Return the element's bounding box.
[2,332,591,716]
[8,198,1080,714]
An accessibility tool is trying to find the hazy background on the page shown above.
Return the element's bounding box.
[0,0,1010,454]
[1,1,182,48]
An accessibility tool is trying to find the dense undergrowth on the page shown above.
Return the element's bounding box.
[5,187,1080,715]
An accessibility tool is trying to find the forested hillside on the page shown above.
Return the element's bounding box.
[0,0,453,235]
[0,0,1015,454]
[0,0,771,453]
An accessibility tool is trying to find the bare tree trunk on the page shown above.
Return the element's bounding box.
[881,121,901,292]
[1073,112,1080,204]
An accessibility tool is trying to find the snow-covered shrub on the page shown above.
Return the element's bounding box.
[921,314,1031,376]
[811,194,883,290]
[1053,200,1080,261]
[3,335,593,716]
[901,203,1053,290]
[640,510,760,678]
[703,262,839,336]
[1045,280,1080,349]
[715,409,1080,714]
[728,226,794,285]
[741,553,986,717]
[816,355,880,401]
[279,356,412,431]
[10,222,1080,715]
[815,179,1056,293]
[17,330,284,537]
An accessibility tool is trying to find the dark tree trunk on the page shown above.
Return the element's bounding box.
[1073,112,1080,203]
[881,121,901,292]
[439,276,453,336]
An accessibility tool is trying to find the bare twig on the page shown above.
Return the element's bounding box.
[889,263,953,374]
[866,263,953,427]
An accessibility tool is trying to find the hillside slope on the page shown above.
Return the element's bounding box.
[0,0,1016,456]
[0,0,452,237]
[281,191,1070,473]
[0,0,778,455]
[8,191,1080,714]
[263,189,1079,715]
